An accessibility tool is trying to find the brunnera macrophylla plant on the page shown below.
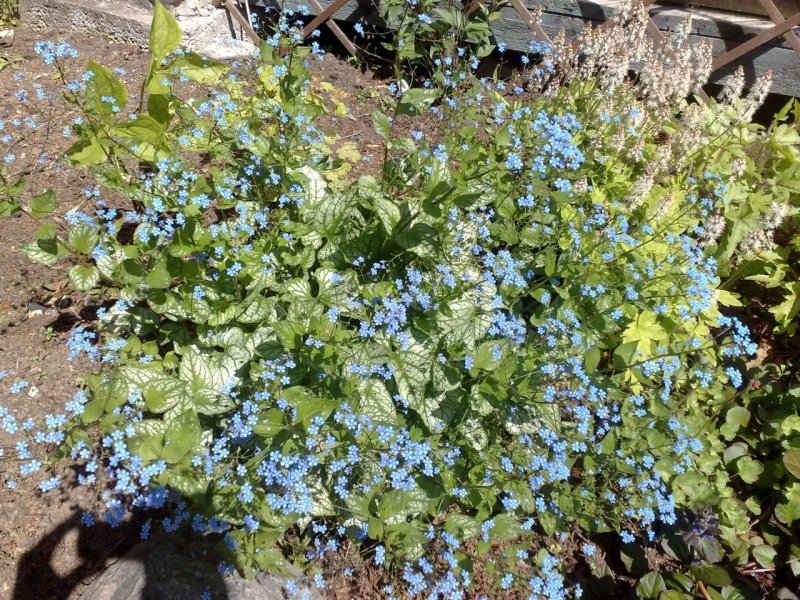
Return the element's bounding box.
[0,1,772,597]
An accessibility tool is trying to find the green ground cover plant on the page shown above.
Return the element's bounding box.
[1,1,799,598]
[0,0,17,28]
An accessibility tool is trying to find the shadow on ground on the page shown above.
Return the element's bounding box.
[13,510,141,599]
[13,511,231,599]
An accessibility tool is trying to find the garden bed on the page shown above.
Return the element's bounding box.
[0,2,799,599]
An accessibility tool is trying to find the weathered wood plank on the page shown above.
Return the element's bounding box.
[526,0,798,49]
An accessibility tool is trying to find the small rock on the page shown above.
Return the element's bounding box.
[27,386,39,399]
[27,302,50,317]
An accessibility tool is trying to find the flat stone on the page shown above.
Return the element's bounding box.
[80,534,320,600]
[20,0,257,59]
[27,302,52,317]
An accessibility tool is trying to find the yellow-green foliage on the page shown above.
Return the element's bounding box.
[0,0,18,27]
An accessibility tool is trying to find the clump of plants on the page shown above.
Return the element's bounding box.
[1,1,798,598]
[0,0,17,28]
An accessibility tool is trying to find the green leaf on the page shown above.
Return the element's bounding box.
[726,406,750,429]
[179,346,235,394]
[171,52,227,84]
[0,199,21,217]
[86,61,128,121]
[723,442,748,466]
[21,239,59,265]
[621,544,648,576]
[379,487,434,525]
[736,456,764,484]
[68,224,99,255]
[491,513,523,540]
[147,93,171,125]
[252,547,294,576]
[444,513,482,539]
[623,311,666,347]
[752,544,777,568]
[584,346,601,372]
[29,189,57,218]
[124,370,189,413]
[161,408,201,461]
[397,88,440,116]
[238,295,275,324]
[775,499,799,525]
[69,264,101,291]
[112,115,166,146]
[660,592,694,600]
[374,195,402,235]
[771,283,800,327]
[66,137,107,165]
[691,563,732,586]
[145,261,171,288]
[544,246,556,276]
[148,0,182,74]
[357,379,397,425]
[784,449,800,479]
[612,340,640,369]
[635,572,665,599]
[35,223,56,240]
[372,111,391,139]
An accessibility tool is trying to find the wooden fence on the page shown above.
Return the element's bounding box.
[217,0,800,97]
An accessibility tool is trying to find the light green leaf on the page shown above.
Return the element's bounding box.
[68,224,99,255]
[374,195,402,235]
[771,283,800,327]
[86,61,128,121]
[357,379,397,425]
[775,499,799,525]
[29,189,57,218]
[544,246,556,276]
[21,239,59,265]
[781,415,800,435]
[161,408,201,461]
[372,110,391,139]
[397,88,440,116]
[444,513,482,539]
[149,0,182,70]
[379,487,433,525]
[179,346,235,393]
[145,261,171,288]
[112,115,166,146]
[238,294,275,324]
[69,264,101,291]
[171,52,227,84]
[736,456,764,484]
[622,311,666,348]
[784,449,800,479]
[0,199,21,217]
[752,544,777,568]
[66,137,107,165]
[584,346,601,372]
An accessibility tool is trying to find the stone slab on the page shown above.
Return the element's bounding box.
[20,0,258,59]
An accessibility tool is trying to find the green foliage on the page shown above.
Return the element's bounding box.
[0,0,17,27]
[5,2,800,597]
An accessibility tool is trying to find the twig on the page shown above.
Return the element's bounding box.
[742,567,775,574]
[697,580,713,600]
[333,129,365,141]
